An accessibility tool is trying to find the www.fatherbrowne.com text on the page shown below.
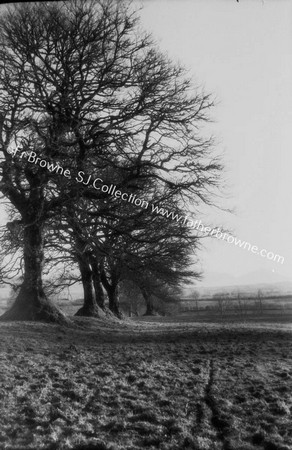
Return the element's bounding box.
[7,147,285,265]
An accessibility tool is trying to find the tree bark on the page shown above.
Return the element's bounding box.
[75,257,103,317]
[90,258,105,309]
[0,218,67,323]
[107,284,122,318]
[100,268,122,318]
[141,287,155,316]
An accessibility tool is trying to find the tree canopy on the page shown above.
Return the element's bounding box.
[0,0,222,322]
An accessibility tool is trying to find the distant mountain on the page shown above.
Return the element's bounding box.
[197,269,291,288]
[197,271,238,287]
[235,269,291,286]
[187,270,292,298]
[186,281,292,299]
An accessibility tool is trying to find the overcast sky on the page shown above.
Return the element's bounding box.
[137,0,292,286]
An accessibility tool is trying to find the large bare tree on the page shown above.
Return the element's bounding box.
[0,0,221,322]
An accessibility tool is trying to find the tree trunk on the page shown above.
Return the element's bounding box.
[100,269,122,318]
[93,274,105,309]
[107,284,122,318]
[141,288,155,316]
[91,258,105,309]
[75,257,103,317]
[0,219,67,323]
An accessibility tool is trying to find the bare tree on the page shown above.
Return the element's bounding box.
[119,279,144,317]
[213,292,228,318]
[237,291,247,317]
[256,289,264,315]
[190,289,200,312]
[0,1,221,322]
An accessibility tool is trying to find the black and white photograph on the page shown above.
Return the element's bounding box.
[0,0,291,449]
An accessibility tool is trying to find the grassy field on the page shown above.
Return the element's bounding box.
[0,317,291,450]
[134,311,292,324]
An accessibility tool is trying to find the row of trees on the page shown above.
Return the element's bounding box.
[181,290,287,317]
[0,0,221,323]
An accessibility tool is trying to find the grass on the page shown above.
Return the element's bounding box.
[0,317,291,449]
